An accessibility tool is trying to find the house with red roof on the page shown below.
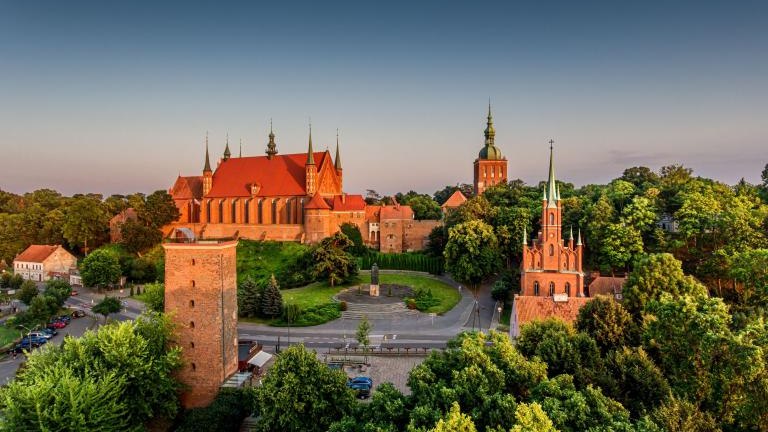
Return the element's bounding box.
[13,245,77,282]
[165,126,438,252]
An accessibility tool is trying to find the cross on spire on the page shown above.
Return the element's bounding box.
[549,139,555,150]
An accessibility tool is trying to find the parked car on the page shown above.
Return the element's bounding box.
[346,381,371,399]
[47,321,66,329]
[70,290,78,296]
[71,310,86,318]
[28,331,53,340]
[21,336,47,346]
[349,376,373,387]
[13,339,36,352]
[41,327,58,336]
[56,315,71,323]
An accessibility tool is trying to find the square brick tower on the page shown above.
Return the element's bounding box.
[163,240,239,408]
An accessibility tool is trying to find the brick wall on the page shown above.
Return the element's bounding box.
[163,241,239,408]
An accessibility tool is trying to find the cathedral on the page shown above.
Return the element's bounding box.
[165,125,439,252]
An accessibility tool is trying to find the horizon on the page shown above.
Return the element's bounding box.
[1,1,766,196]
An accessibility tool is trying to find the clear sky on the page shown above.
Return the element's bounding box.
[1,1,766,196]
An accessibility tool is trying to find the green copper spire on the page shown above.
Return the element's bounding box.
[546,139,557,208]
[266,119,278,159]
[203,132,212,172]
[479,101,503,160]
[306,122,315,165]
[522,226,527,245]
[577,228,582,246]
[334,129,342,170]
[223,133,231,160]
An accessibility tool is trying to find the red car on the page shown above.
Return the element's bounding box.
[48,321,66,329]
[70,290,78,296]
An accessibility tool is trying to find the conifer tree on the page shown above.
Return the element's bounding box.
[261,275,283,318]
[238,277,261,318]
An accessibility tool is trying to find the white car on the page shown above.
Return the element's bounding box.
[28,331,53,340]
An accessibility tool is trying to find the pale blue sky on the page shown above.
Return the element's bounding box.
[1,1,766,196]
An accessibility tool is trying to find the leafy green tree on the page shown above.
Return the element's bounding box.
[138,190,180,229]
[599,222,644,273]
[576,295,636,352]
[605,347,670,417]
[429,402,477,432]
[254,344,355,432]
[26,294,59,323]
[176,388,255,432]
[339,222,366,255]
[622,253,708,315]
[120,219,162,254]
[433,184,474,205]
[0,313,182,430]
[93,296,122,322]
[62,195,108,253]
[531,374,631,432]
[356,316,372,363]
[585,194,615,268]
[238,277,262,318]
[649,397,720,432]
[444,220,501,292]
[141,283,165,312]
[509,402,558,432]
[44,279,72,304]
[606,179,637,211]
[312,232,357,286]
[260,275,283,318]
[426,225,448,258]
[16,280,39,305]
[408,195,443,220]
[81,249,121,288]
[729,249,768,306]
[621,167,660,190]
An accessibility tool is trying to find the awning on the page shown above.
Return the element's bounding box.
[248,350,273,367]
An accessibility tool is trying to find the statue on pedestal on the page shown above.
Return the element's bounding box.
[369,263,380,296]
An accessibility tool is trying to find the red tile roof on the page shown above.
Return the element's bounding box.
[205,152,328,198]
[332,194,366,211]
[15,245,61,263]
[511,295,591,336]
[441,190,467,209]
[171,176,203,200]
[365,205,381,221]
[380,204,414,220]
[588,276,626,297]
[305,193,331,210]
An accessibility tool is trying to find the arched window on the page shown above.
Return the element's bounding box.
[271,199,279,224]
[549,212,555,225]
[257,199,264,224]
[565,282,571,297]
[244,199,250,224]
[533,281,540,296]
[218,200,224,223]
[549,244,554,256]
[206,200,211,222]
[286,198,293,224]
[231,199,238,223]
[549,282,555,296]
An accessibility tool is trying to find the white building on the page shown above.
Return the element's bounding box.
[13,245,77,282]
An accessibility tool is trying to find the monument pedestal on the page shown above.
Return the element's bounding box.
[369,284,379,297]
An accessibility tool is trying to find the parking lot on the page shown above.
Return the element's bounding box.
[316,351,427,396]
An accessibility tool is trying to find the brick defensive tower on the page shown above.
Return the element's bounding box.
[163,240,239,408]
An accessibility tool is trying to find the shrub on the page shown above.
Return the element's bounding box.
[175,388,255,432]
[409,288,440,311]
[339,301,348,311]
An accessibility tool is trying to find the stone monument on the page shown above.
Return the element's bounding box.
[369,263,380,296]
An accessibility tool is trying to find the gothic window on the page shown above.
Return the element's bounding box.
[549,212,554,225]
[206,200,211,222]
[231,199,238,223]
[257,199,263,224]
[564,258,569,270]
[272,199,279,224]
[286,198,293,224]
[244,199,250,224]
[565,282,571,297]
[533,281,540,296]
[549,282,555,296]
[549,244,554,256]
[218,200,224,223]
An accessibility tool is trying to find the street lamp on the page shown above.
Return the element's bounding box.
[17,324,39,351]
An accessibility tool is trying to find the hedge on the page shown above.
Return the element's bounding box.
[359,252,444,275]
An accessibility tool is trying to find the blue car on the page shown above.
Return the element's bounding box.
[22,336,48,346]
[349,376,373,386]
[346,376,373,399]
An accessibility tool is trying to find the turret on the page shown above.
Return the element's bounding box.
[223,133,231,161]
[305,124,318,195]
[202,132,213,196]
[334,129,343,190]
[265,119,278,160]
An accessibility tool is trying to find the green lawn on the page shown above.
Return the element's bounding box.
[237,240,310,285]
[281,277,362,309]
[377,274,461,315]
[0,326,22,349]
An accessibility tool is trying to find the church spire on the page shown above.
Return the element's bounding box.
[546,139,557,208]
[484,100,495,147]
[203,132,212,172]
[239,138,242,158]
[266,119,278,159]
[223,133,231,160]
[334,129,342,171]
[577,228,582,246]
[306,122,315,165]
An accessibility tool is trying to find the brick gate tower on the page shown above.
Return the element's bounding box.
[163,240,239,408]
[474,103,508,195]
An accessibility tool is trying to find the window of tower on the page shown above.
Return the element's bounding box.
[191,259,195,265]
[549,244,554,256]
[549,213,554,225]
[189,300,195,308]
[190,341,195,348]
[191,280,195,287]
[533,281,540,296]
[191,363,196,371]
[189,321,195,329]
[549,282,555,296]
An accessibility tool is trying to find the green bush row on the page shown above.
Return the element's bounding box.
[273,303,341,327]
[359,252,444,275]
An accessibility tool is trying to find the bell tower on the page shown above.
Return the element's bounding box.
[473,102,508,195]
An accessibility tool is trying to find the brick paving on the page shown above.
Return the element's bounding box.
[313,349,427,396]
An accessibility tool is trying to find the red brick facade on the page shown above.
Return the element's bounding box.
[165,128,437,253]
[163,240,239,408]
